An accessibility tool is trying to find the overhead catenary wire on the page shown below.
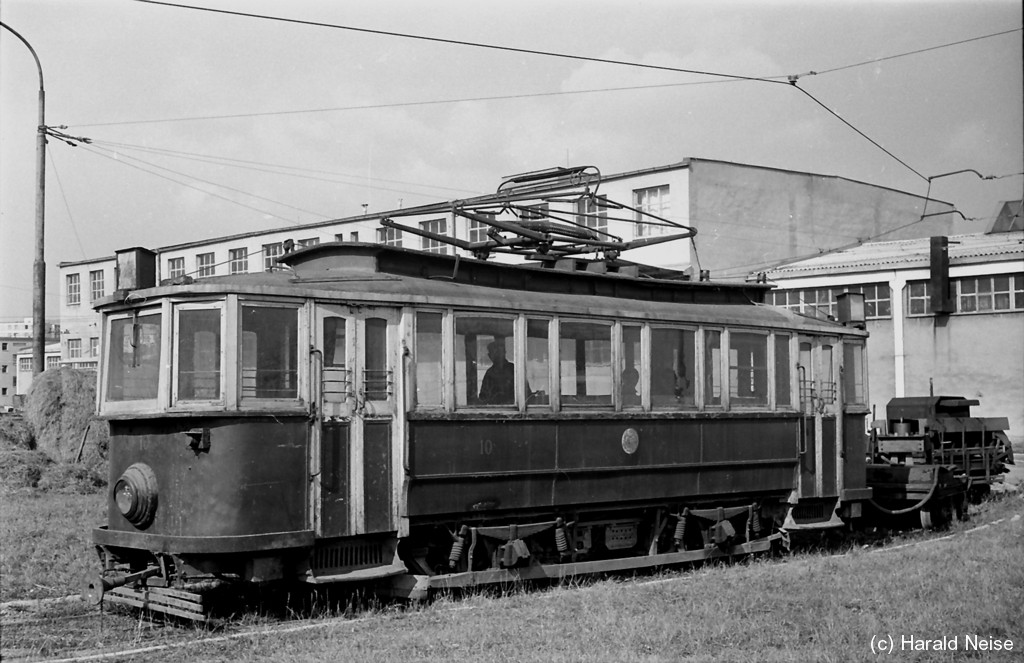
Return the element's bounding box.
[129,0,990,184]
[84,138,485,199]
[71,26,1019,129]
[45,144,88,261]
[79,144,329,225]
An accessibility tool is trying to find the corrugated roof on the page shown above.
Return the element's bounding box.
[765,231,1023,277]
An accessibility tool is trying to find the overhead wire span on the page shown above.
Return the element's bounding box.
[85,138,484,198]
[129,1,1011,184]
[79,143,329,225]
[45,144,88,260]
[134,0,780,85]
[70,27,1018,129]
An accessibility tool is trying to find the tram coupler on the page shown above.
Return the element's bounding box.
[84,565,162,604]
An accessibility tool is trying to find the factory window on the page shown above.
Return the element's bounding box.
[650,327,695,409]
[576,196,609,234]
[455,315,516,407]
[559,321,612,407]
[229,248,248,275]
[420,219,448,255]
[19,357,32,372]
[196,253,216,278]
[957,273,1023,313]
[66,274,81,306]
[106,312,162,402]
[90,270,105,301]
[767,284,891,320]
[907,273,1024,316]
[633,185,670,236]
[521,203,548,220]
[907,281,932,315]
[68,339,82,359]
[90,337,99,357]
[167,257,185,279]
[262,243,283,271]
[46,356,59,369]
[468,215,494,243]
[298,238,320,247]
[377,226,403,247]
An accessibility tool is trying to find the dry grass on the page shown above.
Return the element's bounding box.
[4,494,1017,662]
[0,490,106,603]
[23,366,109,469]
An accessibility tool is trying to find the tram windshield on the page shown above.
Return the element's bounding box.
[106,312,161,401]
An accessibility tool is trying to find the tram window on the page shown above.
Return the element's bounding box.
[843,342,866,405]
[651,328,695,408]
[621,325,642,408]
[798,339,814,412]
[240,305,298,399]
[455,316,515,406]
[704,330,722,407]
[106,313,161,401]
[322,316,349,404]
[415,312,443,408]
[177,309,221,401]
[364,317,390,401]
[323,318,346,367]
[774,334,792,408]
[559,321,612,406]
[729,332,768,407]
[821,344,835,404]
[526,318,550,405]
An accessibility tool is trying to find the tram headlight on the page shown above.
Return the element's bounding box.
[113,463,158,529]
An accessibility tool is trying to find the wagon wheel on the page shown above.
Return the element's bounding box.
[919,497,953,530]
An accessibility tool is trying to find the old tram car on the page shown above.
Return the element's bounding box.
[87,172,873,618]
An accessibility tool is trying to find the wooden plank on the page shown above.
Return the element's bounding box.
[104,590,207,621]
[107,587,205,613]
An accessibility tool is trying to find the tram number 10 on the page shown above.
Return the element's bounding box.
[480,439,494,456]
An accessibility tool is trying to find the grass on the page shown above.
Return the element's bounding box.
[4,491,1019,662]
[0,489,106,603]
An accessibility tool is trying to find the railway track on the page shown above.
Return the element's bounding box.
[4,499,1019,663]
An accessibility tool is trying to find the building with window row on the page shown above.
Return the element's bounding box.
[57,158,954,399]
[762,221,1024,442]
[1,320,60,409]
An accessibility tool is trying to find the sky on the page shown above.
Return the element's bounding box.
[1,0,1021,321]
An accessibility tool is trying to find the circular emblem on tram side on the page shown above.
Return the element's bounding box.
[621,428,640,455]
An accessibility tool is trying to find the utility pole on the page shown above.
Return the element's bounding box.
[1,22,47,375]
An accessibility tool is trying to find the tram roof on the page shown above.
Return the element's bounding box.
[98,243,862,336]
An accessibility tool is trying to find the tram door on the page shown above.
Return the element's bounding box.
[314,305,400,538]
[797,336,840,499]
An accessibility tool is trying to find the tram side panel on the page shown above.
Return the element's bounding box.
[405,416,801,519]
